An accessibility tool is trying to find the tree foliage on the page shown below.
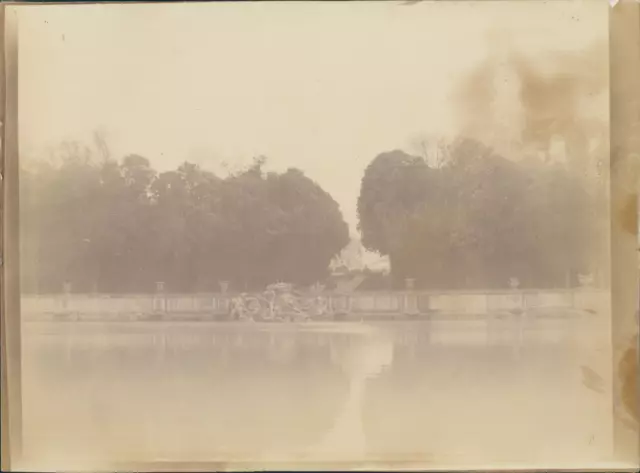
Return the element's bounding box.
[357,138,607,290]
[21,151,349,293]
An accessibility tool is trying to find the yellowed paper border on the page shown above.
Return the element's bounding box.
[610,0,640,468]
[0,1,639,471]
[1,4,21,472]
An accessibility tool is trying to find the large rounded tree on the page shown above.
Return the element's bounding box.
[356,139,601,290]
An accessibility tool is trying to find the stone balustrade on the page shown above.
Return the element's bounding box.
[20,289,610,321]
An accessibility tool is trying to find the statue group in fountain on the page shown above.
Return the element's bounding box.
[228,282,332,322]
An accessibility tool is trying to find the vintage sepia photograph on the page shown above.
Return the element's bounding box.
[1,0,637,471]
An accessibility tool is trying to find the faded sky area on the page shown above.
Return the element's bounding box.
[16,0,608,236]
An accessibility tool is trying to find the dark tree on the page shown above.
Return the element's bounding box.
[20,149,349,294]
[357,138,605,290]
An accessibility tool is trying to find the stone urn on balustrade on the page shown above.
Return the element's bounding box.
[403,278,419,316]
[509,277,520,290]
[578,273,594,289]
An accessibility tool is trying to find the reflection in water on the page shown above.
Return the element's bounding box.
[310,327,394,461]
[20,317,612,470]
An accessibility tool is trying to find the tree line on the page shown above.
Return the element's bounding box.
[358,138,608,290]
[20,149,349,293]
[20,136,607,294]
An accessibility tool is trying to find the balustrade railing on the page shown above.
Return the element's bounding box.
[20,288,610,322]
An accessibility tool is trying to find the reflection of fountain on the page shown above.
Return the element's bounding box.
[251,324,395,465]
[312,326,394,460]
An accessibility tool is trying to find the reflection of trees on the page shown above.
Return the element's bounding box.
[195,330,351,452]
[31,327,353,454]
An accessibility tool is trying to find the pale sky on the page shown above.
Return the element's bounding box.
[15,0,607,236]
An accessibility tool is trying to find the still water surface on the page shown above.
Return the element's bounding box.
[20,317,612,470]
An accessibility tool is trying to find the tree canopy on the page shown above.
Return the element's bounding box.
[21,134,607,294]
[20,151,349,294]
[357,138,607,290]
